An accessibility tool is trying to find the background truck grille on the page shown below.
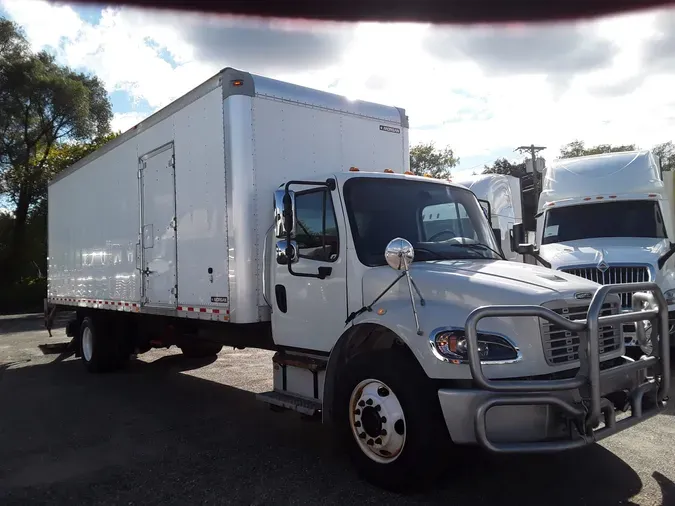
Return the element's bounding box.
[540,303,621,365]
[560,266,650,308]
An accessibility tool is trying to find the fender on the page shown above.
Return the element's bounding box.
[321,302,423,424]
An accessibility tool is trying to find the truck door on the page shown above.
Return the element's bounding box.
[270,185,347,351]
[139,143,178,307]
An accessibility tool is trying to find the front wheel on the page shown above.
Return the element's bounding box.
[334,350,449,492]
[80,316,120,373]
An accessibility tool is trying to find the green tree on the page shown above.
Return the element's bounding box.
[652,141,675,171]
[0,18,112,281]
[409,141,458,178]
[559,140,637,159]
[482,157,527,177]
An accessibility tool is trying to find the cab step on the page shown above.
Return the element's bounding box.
[256,391,321,416]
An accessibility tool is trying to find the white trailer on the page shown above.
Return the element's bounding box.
[46,69,670,492]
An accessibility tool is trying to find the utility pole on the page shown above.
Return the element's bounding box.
[515,144,546,199]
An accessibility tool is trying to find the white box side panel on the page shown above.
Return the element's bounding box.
[249,96,408,310]
[48,139,141,303]
[173,89,229,308]
[48,87,228,308]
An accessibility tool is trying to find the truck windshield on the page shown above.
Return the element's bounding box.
[542,200,667,245]
[343,177,501,266]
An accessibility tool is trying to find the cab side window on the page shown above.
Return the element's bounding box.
[294,189,339,262]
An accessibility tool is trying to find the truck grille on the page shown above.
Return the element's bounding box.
[540,303,621,365]
[560,266,650,308]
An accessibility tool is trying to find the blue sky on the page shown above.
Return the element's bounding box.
[2,1,675,181]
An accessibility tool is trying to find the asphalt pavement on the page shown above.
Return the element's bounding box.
[0,314,674,505]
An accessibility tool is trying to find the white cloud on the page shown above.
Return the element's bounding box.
[3,1,675,172]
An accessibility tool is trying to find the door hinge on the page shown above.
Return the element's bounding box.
[169,155,175,168]
[171,286,178,297]
[169,217,177,230]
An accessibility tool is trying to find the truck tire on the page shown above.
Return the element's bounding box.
[179,340,223,358]
[334,349,448,492]
[79,316,119,373]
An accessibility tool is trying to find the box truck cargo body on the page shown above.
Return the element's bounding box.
[45,69,670,492]
[48,68,409,324]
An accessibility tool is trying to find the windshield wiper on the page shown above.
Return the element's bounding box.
[448,243,505,260]
[413,247,452,261]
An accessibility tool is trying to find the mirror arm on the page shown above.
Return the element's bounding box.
[284,178,336,280]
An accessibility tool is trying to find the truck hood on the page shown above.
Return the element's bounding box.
[362,259,600,307]
[539,237,670,268]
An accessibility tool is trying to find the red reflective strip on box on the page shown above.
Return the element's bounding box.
[212,309,220,314]
[199,308,207,313]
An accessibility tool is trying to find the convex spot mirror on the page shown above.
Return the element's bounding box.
[385,238,414,271]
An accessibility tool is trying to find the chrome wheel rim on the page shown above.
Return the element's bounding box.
[349,379,406,464]
[82,327,94,362]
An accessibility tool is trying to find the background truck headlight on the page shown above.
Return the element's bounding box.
[430,329,520,364]
[663,289,675,305]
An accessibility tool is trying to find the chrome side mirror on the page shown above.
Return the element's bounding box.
[385,238,414,271]
[274,189,295,239]
[276,240,298,265]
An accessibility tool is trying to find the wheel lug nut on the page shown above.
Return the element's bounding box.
[358,400,365,407]
[366,399,373,406]
[367,439,374,446]
[354,409,360,415]
[358,432,366,439]
[354,421,361,428]
[375,438,382,445]
[380,429,387,436]
[375,405,381,412]
[377,387,390,397]
[381,416,387,423]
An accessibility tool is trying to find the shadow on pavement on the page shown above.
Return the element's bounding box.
[0,349,660,506]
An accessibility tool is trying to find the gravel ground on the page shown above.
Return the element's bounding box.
[0,314,674,505]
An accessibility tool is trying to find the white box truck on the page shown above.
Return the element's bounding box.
[511,151,675,354]
[45,69,670,491]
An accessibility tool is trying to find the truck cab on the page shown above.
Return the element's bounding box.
[511,151,675,352]
[263,169,670,490]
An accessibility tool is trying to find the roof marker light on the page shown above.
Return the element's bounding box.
[609,195,617,198]
[583,197,592,201]
[383,168,394,173]
[349,166,360,172]
[404,171,414,175]
[231,79,244,87]
[596,196,604,200]
[649,193,658,197]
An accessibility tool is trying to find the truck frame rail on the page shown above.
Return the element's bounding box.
[465,282,671,453]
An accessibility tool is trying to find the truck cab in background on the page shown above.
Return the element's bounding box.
[511,151,675,352]
[453,173,526,262]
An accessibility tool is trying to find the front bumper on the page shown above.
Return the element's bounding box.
[448,283,670,453]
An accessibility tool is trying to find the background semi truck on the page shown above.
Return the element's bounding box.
[45,68,670,491]
[453,173,525,262]
[511,151,675,353]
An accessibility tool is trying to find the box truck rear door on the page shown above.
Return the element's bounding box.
[139,142,178,307]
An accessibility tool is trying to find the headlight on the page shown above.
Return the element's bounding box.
[664,289,675,305]
[431,329,520,364]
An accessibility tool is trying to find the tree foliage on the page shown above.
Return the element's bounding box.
[409,141,459,178]
[0,17,112,282]
[652,141,675,171]
[482,157,527,177]
[559,140,637,159]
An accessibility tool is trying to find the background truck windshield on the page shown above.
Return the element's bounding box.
[343,177,499,266]
[542,200,667,245]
